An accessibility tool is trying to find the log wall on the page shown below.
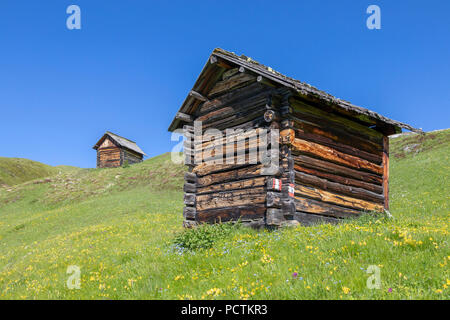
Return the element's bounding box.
[180,67,392,228]
[182,70,283,228]
[288,97,388,224]
[96,138,143,168]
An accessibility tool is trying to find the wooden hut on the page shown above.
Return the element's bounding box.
[93,131,146,168]
[168,48,420,228]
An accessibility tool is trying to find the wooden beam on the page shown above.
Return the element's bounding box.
[292,138,383,175]
[189,90,208,102]
[382,136,389,210]
[176,112,193,123]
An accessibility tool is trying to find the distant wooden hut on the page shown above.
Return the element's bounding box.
[93,132,146,168]
[168,48,420,228]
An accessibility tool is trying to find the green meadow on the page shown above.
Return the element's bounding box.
[0,130,448,300]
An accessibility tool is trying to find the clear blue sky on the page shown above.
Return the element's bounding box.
[0,1,449,168]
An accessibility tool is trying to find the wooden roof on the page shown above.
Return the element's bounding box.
[168,48,421,134]
[93,131,146,156]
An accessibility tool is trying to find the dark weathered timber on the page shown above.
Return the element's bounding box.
[295,184,384,212]
[294,126,382,164]
[295,164,383,194]
[294,211,341,226]
[196,205,266,223]
[175,112,193,123]
[208,72,256,98]
[291,115,383,155]
[183,182,197,193]
[183,206,196,220]
[266,192,283,208]
[295,171,384,204]
[184,193,196,206]
[184,172,198,183]
[292,138,383,175]
[197,176,266,195]
[197,164,264,187]
[294,155,383,185]
[294,196,362,218]
[196,187,266,211]
[290,98,384,144]
[189,90,208,102]
[382,136,390,210]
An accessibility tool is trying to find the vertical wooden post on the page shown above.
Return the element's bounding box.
[382,136,390,210]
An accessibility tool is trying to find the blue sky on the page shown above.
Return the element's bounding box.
[0,1,449,168]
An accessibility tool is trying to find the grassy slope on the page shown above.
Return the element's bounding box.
[0,133,448,300]
[0,158,66,187]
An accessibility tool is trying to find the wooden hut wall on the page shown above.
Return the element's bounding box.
[182,70,283,227]
[97,138,122,168]
[121,149,143,165]
[287,96,387,224]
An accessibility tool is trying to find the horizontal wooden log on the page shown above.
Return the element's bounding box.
[295,171,384,204]
[198,82,268,115]
[295,164,383,194]
[294,154,383,185]
[208,72,256,97]
[295,185,384,212]
[193,152,260,176]
[202,106,266,131]
[197,176,266,195]
[294,125,382,164]
[294,196,361,218]
[291,115,383,155]
[290,98,383,144]
[196,205,266,224]
[294,211,341,226]
[292,138,383,175]
[197,164,264,187]
[222,67,240,80]
[196,187,266,211]
[175,112,193,123]
[189,90,208,102]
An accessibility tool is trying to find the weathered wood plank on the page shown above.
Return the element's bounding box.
[294,154,383,185]
[293,211,341,225]
[184,193,196,206]
[196,205,266,223]
[294,196,362,218]
[197,164,264,187]
[197,177,266,194]
[196,187,266,211]
[208,73,256,97]
[183,206,196,220]
[294,124,382,164]
[295,171,384,203]
[295,184,384,212]
[382,136,389,210]
[291,115,383,155]
[295,164,383,194]
[290,98,384,144]
[292,138,383,175]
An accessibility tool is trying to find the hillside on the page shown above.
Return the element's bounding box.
[0,131,448,300]
[0,158,64,187]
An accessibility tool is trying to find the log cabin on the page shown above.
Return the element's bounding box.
[168,48,421,228]
[93,131,146,168]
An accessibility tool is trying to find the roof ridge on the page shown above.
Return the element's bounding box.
[106,131,136,143]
